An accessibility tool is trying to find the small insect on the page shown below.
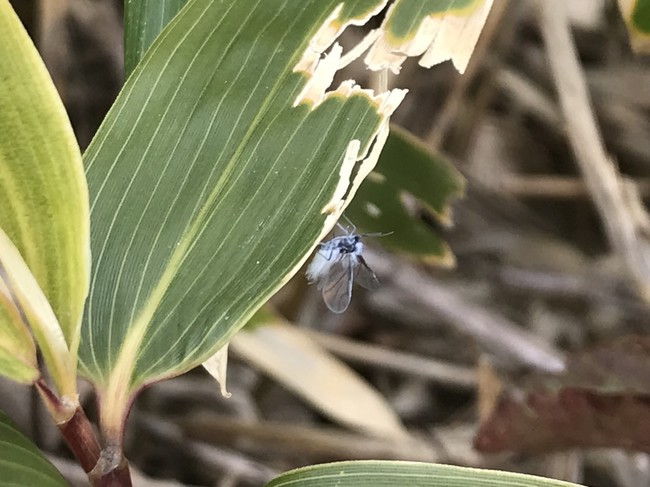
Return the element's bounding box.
[306,220,387,313]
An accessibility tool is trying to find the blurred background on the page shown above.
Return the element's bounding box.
[3,0,650,485]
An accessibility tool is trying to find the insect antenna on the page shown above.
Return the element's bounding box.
[360,230,393,238]
[334,214,392,239]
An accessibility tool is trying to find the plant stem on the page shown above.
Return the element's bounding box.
[35,379,133,485]
[59,405,102,473]
[35,379,101,473]
[88,446,133,487]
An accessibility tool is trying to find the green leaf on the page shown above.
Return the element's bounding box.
[346,125,464,264]
[384,0,477,40]
[123,0,388,74]
[0,272,38,384]
[0,409,68,487]
[265,461,586,487]
[0,227,74,389]
[0,0,89,396]
[632,0,650,31]
[82,0,404,434]
[123,4,463,266]
[0,0,89,343]
[124,0,187,77]
[619,0,650,52]
[366,0,494,73]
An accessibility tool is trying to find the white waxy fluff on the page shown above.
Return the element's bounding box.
[306,252,331,283]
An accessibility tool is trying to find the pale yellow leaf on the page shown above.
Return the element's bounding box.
[0,227,73,395]
[231,322,408,439]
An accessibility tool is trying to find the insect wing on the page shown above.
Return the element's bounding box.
[321,254,355,313]
[355,255,380,290]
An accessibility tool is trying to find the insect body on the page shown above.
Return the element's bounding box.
[306,223,380,313]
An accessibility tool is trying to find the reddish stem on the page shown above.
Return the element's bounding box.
[88,446,133,487]
[35,379,101,473]
[36,380,134,485]
[59,406,102,473]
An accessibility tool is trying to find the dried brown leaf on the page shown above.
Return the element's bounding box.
[475,336,650,454]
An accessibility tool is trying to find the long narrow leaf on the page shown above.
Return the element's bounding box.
[0,228,71,390]
[266,461,586,487]
[82,0,404,435]
[0,0,89,343]
[124,4,464,266]
[0,0,88,395]
[0,285,38,384]
[231,321,408,439]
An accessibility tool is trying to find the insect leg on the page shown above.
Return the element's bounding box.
[326,245,336,260]
[315,240,336,260]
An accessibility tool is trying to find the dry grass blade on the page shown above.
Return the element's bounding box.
[304,329,476,389]
[231,323,408,439]
[367,248,566,373]
[181,414,438,463]
[538,0,650,301]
